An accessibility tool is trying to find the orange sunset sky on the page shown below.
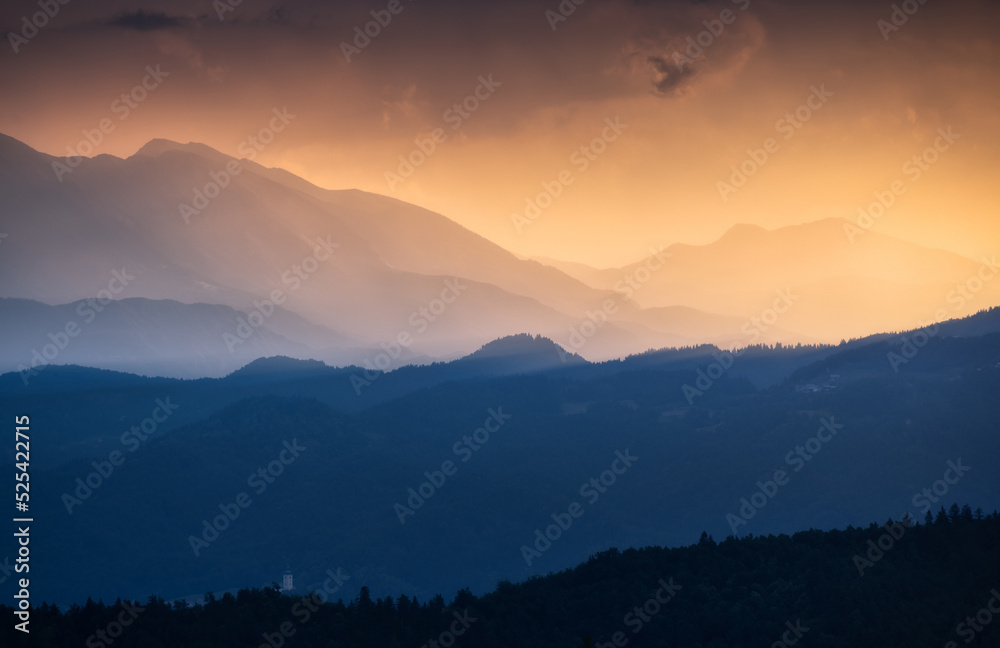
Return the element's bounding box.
[1,0,997,267]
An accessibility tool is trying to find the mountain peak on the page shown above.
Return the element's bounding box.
[228,356,330,379]
[465,334,565,358]
[0,132,48,161]
[460,334,586,367]
[133,139,232,163]
[723,223,767,236]
[718,218,854,243]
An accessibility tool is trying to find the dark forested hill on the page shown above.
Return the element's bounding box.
[3,322,999,606]
[4,512,998,647]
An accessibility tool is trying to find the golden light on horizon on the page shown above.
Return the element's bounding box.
[1,0,997,268]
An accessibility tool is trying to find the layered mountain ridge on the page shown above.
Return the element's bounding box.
[1,133,996,377]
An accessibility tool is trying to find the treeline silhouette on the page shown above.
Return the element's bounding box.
[6,506,998,647]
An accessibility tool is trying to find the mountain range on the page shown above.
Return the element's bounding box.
[3,308,1000,605]
[2,133,997,376]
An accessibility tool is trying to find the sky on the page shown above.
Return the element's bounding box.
[1,0,998,267]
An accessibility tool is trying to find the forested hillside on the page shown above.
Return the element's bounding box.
[5,511,998,647]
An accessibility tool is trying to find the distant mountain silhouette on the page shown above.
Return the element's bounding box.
[558,218,1000,341]
[3,133,995,372]
[0,134,756,365]
[0,297,327,378]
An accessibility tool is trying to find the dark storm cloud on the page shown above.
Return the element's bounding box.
[108,10,187,31]
[647,54,698,96]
